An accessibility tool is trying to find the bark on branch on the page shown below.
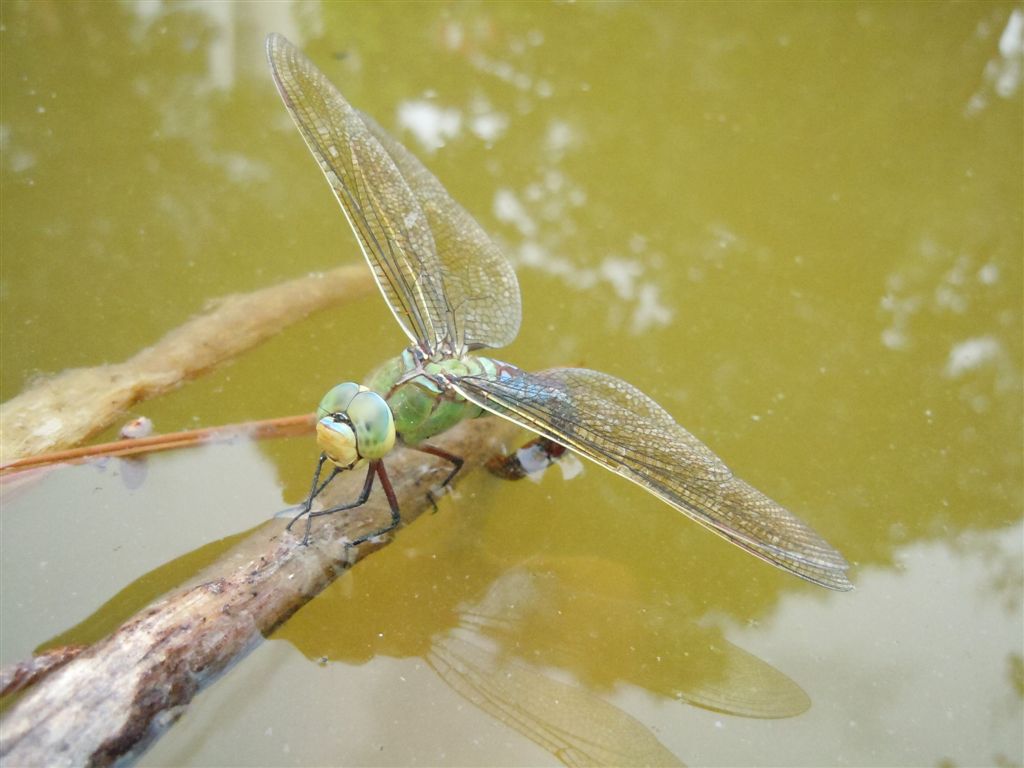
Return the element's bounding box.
[0,416,522,767]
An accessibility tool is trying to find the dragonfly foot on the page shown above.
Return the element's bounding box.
[347,512,402,547]
[284,506,315,546]
[425,489,440,513]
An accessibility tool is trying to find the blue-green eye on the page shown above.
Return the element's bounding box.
[347,391,396,460]
[314,385,396,466]
[317,382,362,417]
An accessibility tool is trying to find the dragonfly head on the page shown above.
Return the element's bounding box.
[316,383,396,468]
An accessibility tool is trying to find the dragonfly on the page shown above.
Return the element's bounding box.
[266,34,852,591]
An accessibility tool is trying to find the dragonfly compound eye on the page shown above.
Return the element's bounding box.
[317,382,363,418]
[347,391,396,460]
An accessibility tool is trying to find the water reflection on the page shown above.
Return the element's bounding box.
[5,438,1019,765]
[275,504,811,765]
[964,7,1023,117]
[713,522,1023,767]
[1,443,817,765]
[3,1,1021,765]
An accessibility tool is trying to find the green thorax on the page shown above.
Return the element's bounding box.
[365,349,507,446]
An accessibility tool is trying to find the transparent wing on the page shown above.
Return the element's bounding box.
[452,367,852,591]
[267,34,446,353]
[359,111,521,353]
[266,34,519,356]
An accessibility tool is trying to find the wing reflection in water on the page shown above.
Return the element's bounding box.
[429,629,684,768]
[425,563,809,767]
[280,528,810,766]
[446,562,810,722]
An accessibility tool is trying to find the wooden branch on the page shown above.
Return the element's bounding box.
[0,264,373,461]
[0,416,522,767]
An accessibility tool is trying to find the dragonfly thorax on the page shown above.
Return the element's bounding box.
[364,349,510,446]
[316,382,396,469]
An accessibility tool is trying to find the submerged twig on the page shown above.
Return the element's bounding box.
[0,264,373,461]
[0,414,316,476]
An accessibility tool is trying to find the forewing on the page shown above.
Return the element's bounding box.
[453,367,852,591]
[266,33,451,354]
[360,111,521,353]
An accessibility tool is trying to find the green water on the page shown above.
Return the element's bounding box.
[2,2,1021,766]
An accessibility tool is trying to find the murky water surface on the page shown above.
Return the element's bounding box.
[2,3,1021,766]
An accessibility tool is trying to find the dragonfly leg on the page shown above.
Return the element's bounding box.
[285,453,340,531]
[295,460,375,544]
[411,444,464,510]
[296,459,402,547]
[348,460,401,546]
